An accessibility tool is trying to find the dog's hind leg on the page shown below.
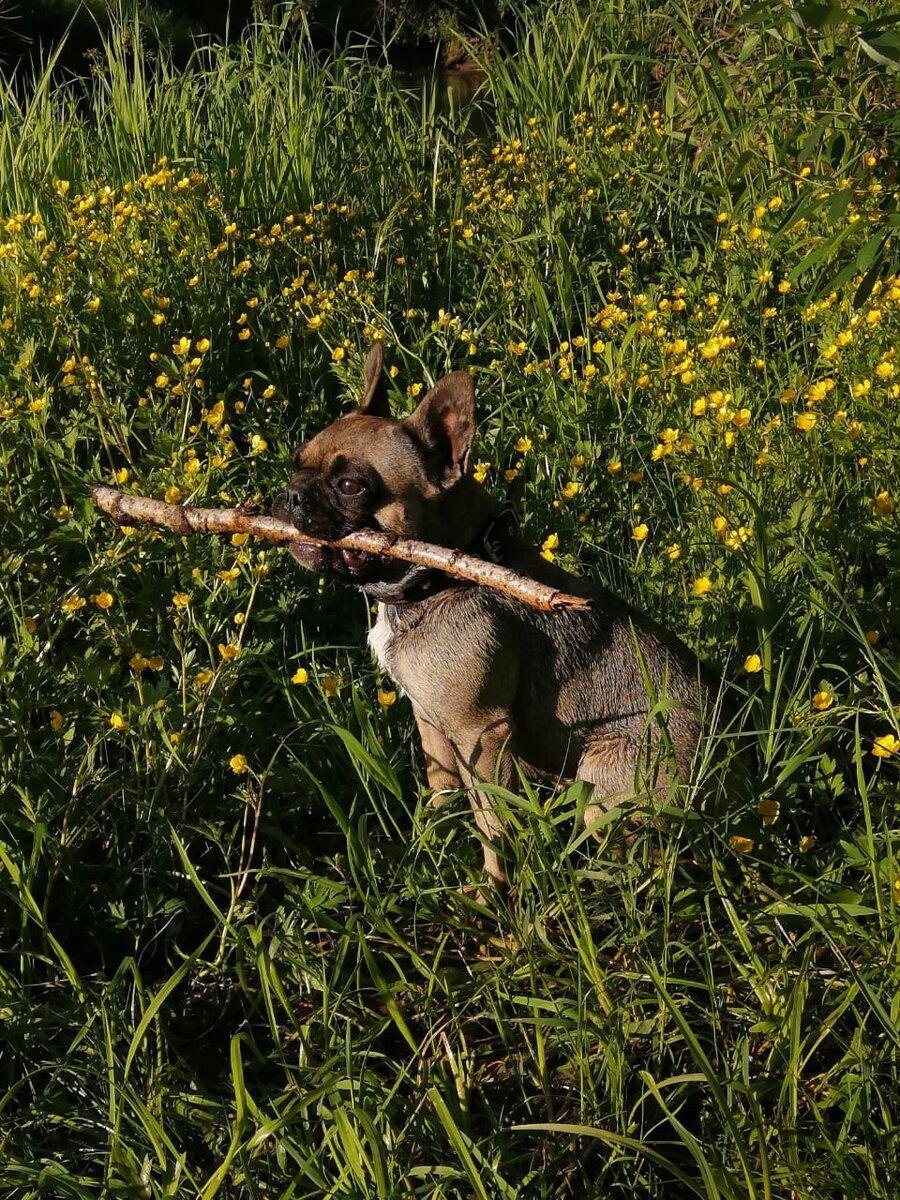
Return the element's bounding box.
[576,727,675,833]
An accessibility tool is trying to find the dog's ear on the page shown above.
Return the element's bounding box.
[403,371,475,487]
[357,343,390,418]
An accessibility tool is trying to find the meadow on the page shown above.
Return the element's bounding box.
[1,3,899,1196]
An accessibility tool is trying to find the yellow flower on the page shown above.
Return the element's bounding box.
[872,733,899,759]
[378,689,397,707]
[250,434,268,455]
[865,630,880,646]
[561,481,580,499]
[542,533,560,553]
[218,643,240,660]
[812,690,834,711]
[237,327,251,341]
[729,835,754,854]
[147,656,164,671]
[91,592,114,610]
[115,467,129,484]
[473,462,490,484]
[632,523,649,542]
[607,459,622,475]
[666,543,681,560]
[291,666,309,685]
[110,712,129,730]
[743,654,762,673]
[195,338,210,353]
[799,835,816,853]
[61,595,86,613]
[195,668,214,687]
[229,753,249,774]
[85,296,101,312]
[130,653,148,671]
[874,491,895,516]
[275,334,290,349]
[205,399,225,428]
[49,710,64,732]
[758,799,780,825]
[515,436,532,454]
[231,533,249,547]
[172,336,191,357]
[794,412,817,432]
[321,672,341,697]
[165,485,182,504]
[692,575,713,596]
[172,592,192,608]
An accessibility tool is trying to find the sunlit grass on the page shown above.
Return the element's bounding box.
[0,3,898,1196]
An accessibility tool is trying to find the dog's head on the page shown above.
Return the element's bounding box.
[274,345,483,598]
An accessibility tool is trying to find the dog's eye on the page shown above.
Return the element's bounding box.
[337,478,365,497]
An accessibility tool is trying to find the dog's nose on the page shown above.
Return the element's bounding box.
[273,487,303,523]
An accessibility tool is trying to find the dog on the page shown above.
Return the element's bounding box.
[274,345,716,887]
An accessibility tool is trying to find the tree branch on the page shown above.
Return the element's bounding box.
[89,485,590,613]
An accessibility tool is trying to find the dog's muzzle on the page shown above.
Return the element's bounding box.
[273,486,376,577]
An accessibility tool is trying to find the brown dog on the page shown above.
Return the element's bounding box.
[274,345,715,886]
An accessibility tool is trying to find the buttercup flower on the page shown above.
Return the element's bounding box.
[321,673,341,697]
[872,734,899,759]
[874,491,895,516]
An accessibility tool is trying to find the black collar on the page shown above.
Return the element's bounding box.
[365,504,519,606]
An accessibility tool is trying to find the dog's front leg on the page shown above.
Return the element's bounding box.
[414,708,463,805]
[453,713,517,887]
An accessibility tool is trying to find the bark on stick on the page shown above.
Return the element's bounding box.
[90,485,590,613]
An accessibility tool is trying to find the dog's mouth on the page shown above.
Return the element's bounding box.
[289,540,374,577]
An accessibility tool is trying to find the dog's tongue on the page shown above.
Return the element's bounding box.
[340,548,369,570]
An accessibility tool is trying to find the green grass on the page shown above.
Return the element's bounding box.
[1,3,899,1195]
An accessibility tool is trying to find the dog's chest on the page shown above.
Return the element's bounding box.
[367,605,396,673]
[367,603,436,709]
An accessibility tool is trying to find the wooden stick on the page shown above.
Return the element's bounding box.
[90,485,591,613]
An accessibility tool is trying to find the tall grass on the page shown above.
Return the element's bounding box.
[0,3,898,1196]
